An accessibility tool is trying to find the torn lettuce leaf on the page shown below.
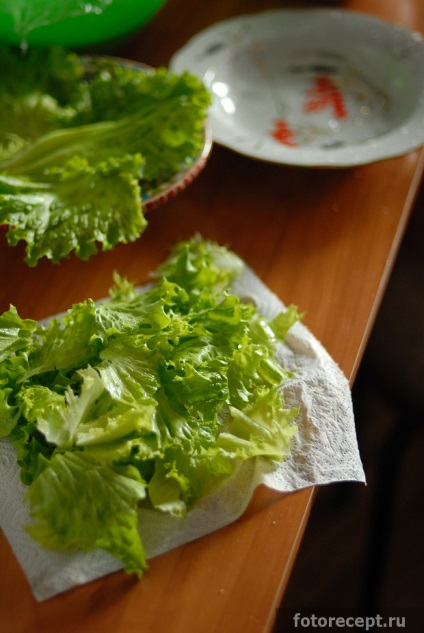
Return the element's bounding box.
[0,236,301,576]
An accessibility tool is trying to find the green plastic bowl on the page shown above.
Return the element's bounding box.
[0,0,167,49]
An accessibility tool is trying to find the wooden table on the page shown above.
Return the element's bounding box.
[1,1,423,631]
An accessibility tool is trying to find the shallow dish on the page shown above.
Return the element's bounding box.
[170,9,424,167]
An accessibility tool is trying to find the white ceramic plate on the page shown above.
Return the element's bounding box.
[84,55,213,210]
[170,9,424,167]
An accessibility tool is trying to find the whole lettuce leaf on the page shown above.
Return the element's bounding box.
[26,452,148,575]
[0,236,301,575]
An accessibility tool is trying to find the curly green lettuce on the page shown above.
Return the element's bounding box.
[0,46,211,266]
[0,236,301,576]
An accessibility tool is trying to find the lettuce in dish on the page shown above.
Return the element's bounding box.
[0,46,210,266]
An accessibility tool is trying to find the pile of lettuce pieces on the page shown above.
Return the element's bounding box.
[0,45,210,266]
[0,236,300,576]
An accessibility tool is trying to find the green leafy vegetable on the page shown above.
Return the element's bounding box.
[0,235,301,576]
[0,46,211,266]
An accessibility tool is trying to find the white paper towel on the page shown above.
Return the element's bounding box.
[0,265,365,601]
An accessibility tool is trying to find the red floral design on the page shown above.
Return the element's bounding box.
[304,75,347,120]
[271,118,298,147]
